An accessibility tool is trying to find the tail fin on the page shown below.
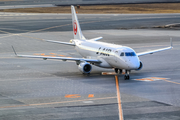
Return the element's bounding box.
[71,5,86,40]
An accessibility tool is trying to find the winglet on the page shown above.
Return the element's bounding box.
[12,46,17,56]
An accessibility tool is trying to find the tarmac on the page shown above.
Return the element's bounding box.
[0,13,180,120]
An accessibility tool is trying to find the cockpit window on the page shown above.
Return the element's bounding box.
[131,52,136,56]
[125,52,136,56]
[120,52,124,56]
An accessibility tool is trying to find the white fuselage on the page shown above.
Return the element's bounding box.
[74,40,140,70]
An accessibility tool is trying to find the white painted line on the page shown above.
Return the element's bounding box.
[83,101,94,104]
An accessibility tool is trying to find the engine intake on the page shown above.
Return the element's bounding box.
[136,61,143,71]
[78,62,92,74]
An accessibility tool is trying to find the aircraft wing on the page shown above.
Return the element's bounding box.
[15,54,101,63]
[137,39,173,56]
[137,46,172,56]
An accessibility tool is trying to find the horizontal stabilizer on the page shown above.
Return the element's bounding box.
[89,37,103,41]
[44,39,75,46]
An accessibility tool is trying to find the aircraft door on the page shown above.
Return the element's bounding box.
[114,50,119,63]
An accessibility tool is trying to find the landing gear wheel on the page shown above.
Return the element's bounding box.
[124,70,130,80]
[124,75,127,80]
[83,73,90,76]
[114,68,122,74]
[127,75,130,80]
[124,75,130,80]
[115,68,118,74]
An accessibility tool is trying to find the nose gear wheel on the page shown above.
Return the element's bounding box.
[124,70,130,80]
[124,75,130,80]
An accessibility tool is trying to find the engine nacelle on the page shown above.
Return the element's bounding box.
[136,61,143,71]
[78,62,92,74]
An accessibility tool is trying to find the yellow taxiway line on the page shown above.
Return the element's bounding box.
[115,75,124,120]
[162,79,180,85]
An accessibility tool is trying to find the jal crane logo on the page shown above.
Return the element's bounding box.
[73,20,77,35]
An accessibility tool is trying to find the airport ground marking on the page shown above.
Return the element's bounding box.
[88,94,94,98]
[115,75,124,120]
[33,53,67,57]
[50,53,57,55]
[30,96,116,106]
[65,94,81,98]
[0,96,116,109]
[134,77,169,82]
[135,77,180,85]
[161,79,180,85]
[102,72,126,75]
[58,54,66,57]
[102,72,116,75]
[64,94,94,98]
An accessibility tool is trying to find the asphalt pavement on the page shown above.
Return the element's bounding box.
[0,13,179,120]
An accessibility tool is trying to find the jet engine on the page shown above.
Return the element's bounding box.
[78,62,92,74]
[136,61,143,71]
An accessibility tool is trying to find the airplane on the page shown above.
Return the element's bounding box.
[12,5,173,80]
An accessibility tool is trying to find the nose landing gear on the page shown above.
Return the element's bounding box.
[114,68,130,80]
[124,75,129,80]
[124,70,130,80]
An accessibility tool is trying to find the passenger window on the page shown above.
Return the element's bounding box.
[120,52,124,56]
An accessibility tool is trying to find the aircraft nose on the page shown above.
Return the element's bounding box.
[127,58,140,69]
[129,62,140,69]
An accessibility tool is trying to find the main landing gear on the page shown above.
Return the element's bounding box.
[115,68,130,80]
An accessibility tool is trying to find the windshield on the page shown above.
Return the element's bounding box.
[120,52,136,56]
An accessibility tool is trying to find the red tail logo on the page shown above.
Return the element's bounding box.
[73,21,77,35]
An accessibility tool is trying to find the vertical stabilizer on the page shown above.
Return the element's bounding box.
[71,5,86,40]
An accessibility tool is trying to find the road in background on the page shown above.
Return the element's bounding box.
[0,0,180,6]
[0,13,179,35]
[0,0,180,8]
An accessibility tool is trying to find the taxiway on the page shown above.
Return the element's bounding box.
[0,13,179,120]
